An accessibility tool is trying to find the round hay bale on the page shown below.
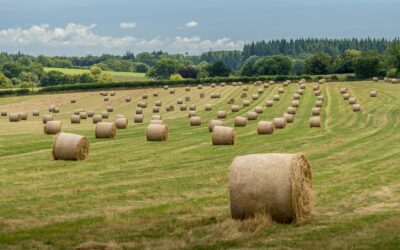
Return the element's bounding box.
[87,111,95,117]
[49,105,56,112]
[185,86,191,91]
[135,108,143,114]
[263,83,270,89]
[169,89,175,94]
[247,111,258,120]
[43,114,53,124]
[153,92,159,97]
[348,97,357,105]
[291,100,299,107]
[101,111,109,119]
[269,80,275,84]
[151,114,162,120]
[227,98,235,104]
[243,100,250,107]
[137,101,147,108]
[212,126,235,145]
[313,85,320,91]
[231,105,240,112]
[373,77,379,82]
[9,113,21,122]
[44,120,62,134]
[19,112,28,120]
[391,79,398,84]
[92,115,102,124]
[115,114,124,119]
[150,119,163,125]
[211,83,216,88]
[293,93,300,100]
[74,108,83,115]
[163,85,169,90]
[152,106,160,113]
[278,88,284,94]
[273,118,287,129]
[71,115,81,124]
[197,84,203,89]
[166,105,174,112]
[115,117,128,129]
[343,93,350,100]
[309,117,321,128]
[107,106,113,112]
[234,116,248,127]
[243,86,249,91]
[252,94,259,100]
[287,107,296,115]
[257,121,274,135]
[134,114,144,123]
[52,133,89,161]
[180,104,187,111]
[229,153,312,222]
[190,116,201,126]
[110,91,116,96]
[299,83,306,89]
[340,87,347,94]
[95,122,117,138]
[205,104,213,111]
[314,90,321,96]
[0,110,7,116]
[319,79,326,84]
[155,100,162,107]
[125,96,132,102]
[199,93,205,98]
[273,95,280,101]
[284,113,294,123]
[315,100,323,107]
[317,95,325,101]
[188,110,197,118]
[104,97,109,102]
[32,110,40,116]
[185,96,191,102]
[177,98,183,104]
[311,107,321,116]
[211,93,221,99]
[53,107,60,113]
[217,110,227,119]
[142,94,148,100]
[257,88,264,94]
[189,104,196,111]
[221,82,226,87]
[146,124,168,141]
[254,106,264,114]
[297,89,304,95]
[208,119,224,132]
[240,92,247,98]
[370,90,377,97]
[352,104,361,112]
[79,112,87,119]
[265,100,273,107]
[70,99,76,103]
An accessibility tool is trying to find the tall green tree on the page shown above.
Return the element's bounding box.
[304,53,331,74]
[147,59,184,79]
[205,61,231,77]
[253,55,292,75]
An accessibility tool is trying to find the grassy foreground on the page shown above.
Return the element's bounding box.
[44,67,148,82]
[0,81,399,249]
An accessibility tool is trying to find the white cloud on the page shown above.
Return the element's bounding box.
[185,21,198,28]
[0,23,245,55]
[120,22,137,29]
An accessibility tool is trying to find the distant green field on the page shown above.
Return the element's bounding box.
[44,67,148,82]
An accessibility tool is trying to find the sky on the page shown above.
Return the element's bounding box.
[0,0,398,56]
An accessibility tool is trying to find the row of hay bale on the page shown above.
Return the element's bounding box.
[339,87,362,112]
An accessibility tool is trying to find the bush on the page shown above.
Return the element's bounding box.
[386,68,398,78]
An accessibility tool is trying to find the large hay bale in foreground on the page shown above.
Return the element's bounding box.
[9,113,21,122]
[116,117,128,129]
[370,90,377,97]
[146,124,168,141]
[208,119,224,132]
[310,117,321,128]
[95,122,117,138]
[273,118,286,129]
[257,121,274,135]
[52,133,89,161]
[92,115,102,124]
[217,110,227,119]
[229,153,313,222]
[212,126,236,145]
[43,114,53,124]
[190,116,202,126]
[234,116,248,127]
[134,114,144,123]
[44,121,62,134]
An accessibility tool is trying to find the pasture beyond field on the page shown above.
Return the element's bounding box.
[0,81,399,249]
[44,67,148,82]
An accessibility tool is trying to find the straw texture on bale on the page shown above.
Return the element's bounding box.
[287,107,296,115]
[293,94,300,100]
[146,124,168,141]
[265,100,273,107]
[349,97,357,105]
[9,113,21,122]
[314,90,321,96]
[352,104,361,112]
[43,114,53,124]
[142,94,148,99]
[199,93,205,98]
[95,122,117,138]
[190,116,202,126]
[185,96,191,102]
[70,99,76,103]
[135,108,143,115]
[44,121,62,134]
[115,117,128,129]
[310,117,321,128]
[53,107,60,113]
[340,87,347,94]
[208,119,224,132]
[19,112,28,120]
[273,95,280,101]
[254,106,264,113]
[370,90,377,97]
[317,95,325,101]
[104,97,109,102]
[155,100,162,107]
[151,114,161,120]
[247,111,258,120]
[110,91,116,96]
[257,121,274,134]
[243,100,250,107]
[315,100,323,108]
[240,92,247,98]
[217,110,227,119]
[101,111,109,118]
[153,92,159,97]
[291,100,299,107]
[212,126,236,145]
[231,105,240,112]
[284,113,294,123]
[52,133,89,161]
[169,89,175,94]
[71,115,81,124]
[234,116,248,127]
[134,114,144,123]
[92,115,102,124]
[273,118,287,129]
[311,107,321,116]
[229,153,313,222]
[205,104,213,111]
[32,110,40,116]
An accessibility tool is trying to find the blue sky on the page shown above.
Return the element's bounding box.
[0,0,398,56]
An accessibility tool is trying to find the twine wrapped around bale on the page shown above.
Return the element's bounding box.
[190,116,202,126]
[311,107,321,116]
[32,110,40,116]
[291,100,299,107]
[205,104,213,111]
[43,114,53,124]
[349,97,357,105]
[310,117,321,128]
[52,133,89,161]
[217,110,227,119]
[352,104,361,112]
[19,112,28,120]
[71,115,81,124]
[101,111,109,119]
[208,119,224,132]
[287,107,296,115]
[146,124,168,141]
[284,113,294,123]
[231,105,240,112]
[229,153,313,222]
[92,115,102,124]
[44,121,62,134]
[9,113,21,122]
[247,111,258,120]
[257,121,274,134]
[234,116,248,127]
[95,122,117,138]
[266,100,273,107]
[273,118,286,129]
[273,95,280,101]
[254,106,264,114]
[212,126,236,145]
[116,117,128,129]
[370,90,377,97]
[134,114,144,123]
[243,100,250,107]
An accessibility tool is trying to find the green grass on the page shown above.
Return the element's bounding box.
[44,67,148,82]
[0,81,399,249]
